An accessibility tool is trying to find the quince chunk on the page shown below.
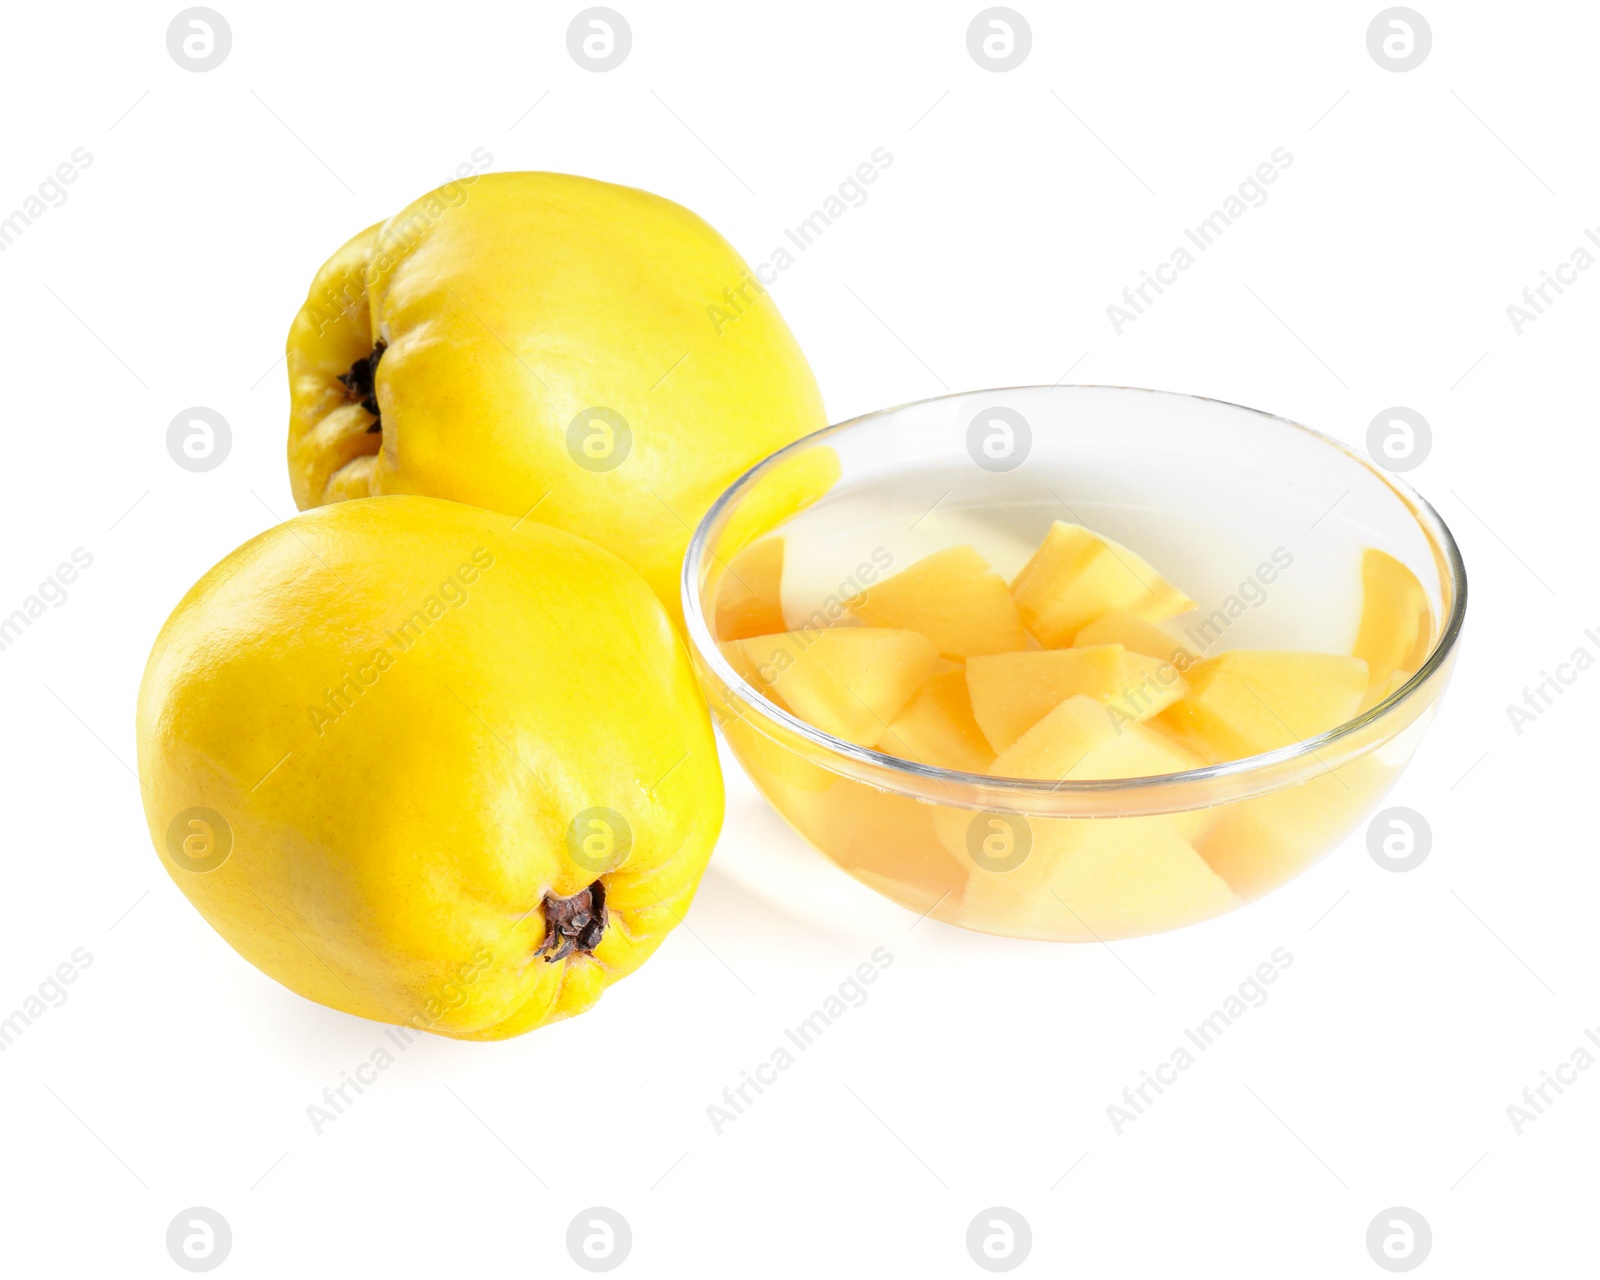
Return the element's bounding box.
[715,537,786,641]
[1195,751,1393,899]
[1073,609,1194,668]
[852,546,1028,659]
[967,647,1129,753]
[988,695,1213,843]
[881,666,995,774]
[967,646,1183,753]
[988,694,1120,778]
[1158,650,1368,763]
[958,815,1238,942]
[734,628,938,748]
[1010,522,1194,647]
[1117,652,1189,722]
[1352,549,1433,691]
[992,695,1205,783]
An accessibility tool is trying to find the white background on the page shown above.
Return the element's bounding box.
[1,1,1593,1274]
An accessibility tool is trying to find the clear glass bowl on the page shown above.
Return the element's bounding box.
[682,386,1466,942]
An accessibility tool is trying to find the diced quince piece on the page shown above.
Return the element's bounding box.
[1073,609,1194,667]
[722,713,969,906]
[852,546,1028,659]
[967,646,1182,753]
[1158,650,1368,763]
[881,666,995,774]
[842,818,971,911]
[1010,522,1195,647]
[752,756,970,905]
[958,815,1239,942]
[733,628,938,748]
[718,639,780,702]
[987,694,1119,779]
[715,537,786,641]
[968,646,1128,752]
[1087,721,1206,794]
[992,692,1206,785]
[1353,549,1433,691]
[987,695,1213,841]
[1195,751,1394,899]
[1118,652,1188,721]
[715,697,833,792]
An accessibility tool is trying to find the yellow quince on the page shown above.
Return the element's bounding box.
[286,170,833,624]
[136,496,723,1040]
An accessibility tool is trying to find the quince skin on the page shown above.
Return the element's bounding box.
[136,496,723,1039]
[287,171,832,623]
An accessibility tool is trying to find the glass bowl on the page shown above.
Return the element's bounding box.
[681,386,1466,942]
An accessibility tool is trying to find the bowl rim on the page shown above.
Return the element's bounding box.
[681,383,1467,799]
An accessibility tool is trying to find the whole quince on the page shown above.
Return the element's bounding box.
[136,496,723,1039]
[286,170,833,623]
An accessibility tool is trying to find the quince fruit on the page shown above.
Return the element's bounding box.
[287,171,830,623]
[136,496,723,1039]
